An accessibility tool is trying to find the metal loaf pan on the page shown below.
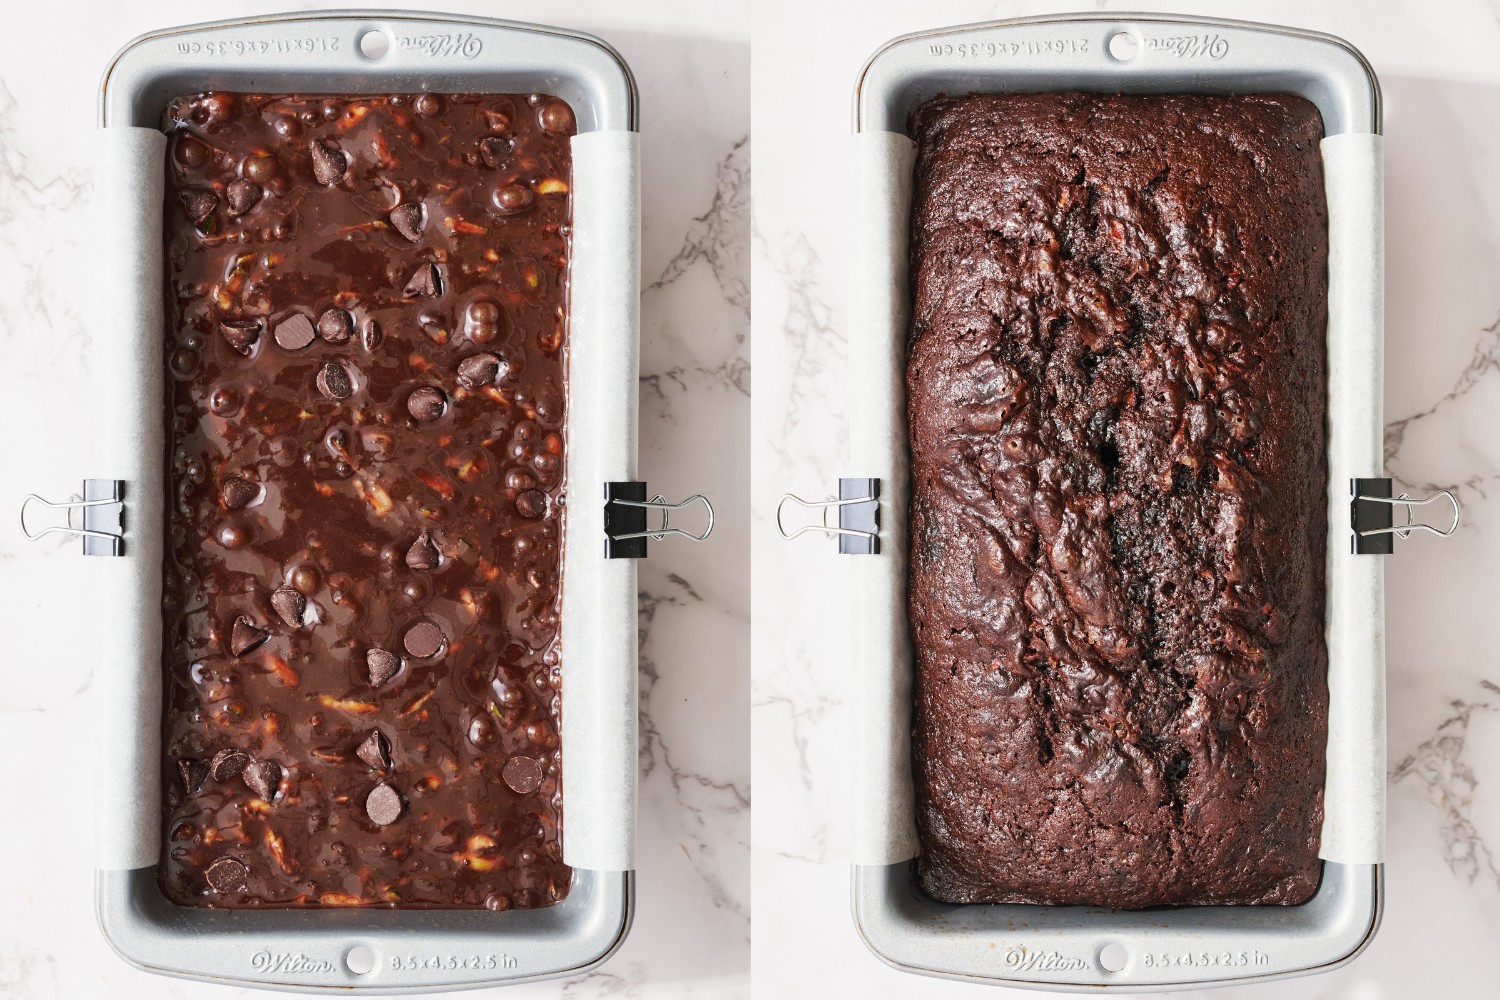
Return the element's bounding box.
[96,10,636,994]
[851,13,1383,991]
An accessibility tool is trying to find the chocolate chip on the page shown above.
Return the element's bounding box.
[220,476,259,510]
[467,715,497,748]
[478,136,512,169]
[244,153,280,182]
[229,616,269,656]
[225,179,261,216]
[242,759,282,801]
[218,522,251,549]
[403,621,444,658]
[204,856,249,893]
[515,490,548,520]
[178,758,209,795]
[365,782,403,826]
[317,307,353,344]
[316,362,353,400]
[502,755,543,794]
[210,747,250,782]
[492,183,533,214]
[274,314,316,350]
[389,203,425,241]
[463,300,502,343]
[219,319,261,356]
[367,647,400,687]
[270,586,306,628]
[403,262,442,298]
[180,189,218,224]
[539,100,576,136]
[309,138,348,186]
[456,353,503,389]
[406,387,446,422]
[356,730,391,770]
[175,135,209,169]
[361,319,384,351]
[405,531,439,571]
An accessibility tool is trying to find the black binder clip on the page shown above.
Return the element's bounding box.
[1351,478,1460,555]
[20,479,126,556]
[776,478,880,555]
[604,482,715,559]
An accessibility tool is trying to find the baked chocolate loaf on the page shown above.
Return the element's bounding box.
[906,92,1329,907]
[159,92,574,908]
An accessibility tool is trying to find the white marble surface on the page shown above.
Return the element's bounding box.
[752,0,1500,997]
[0,2,747,998]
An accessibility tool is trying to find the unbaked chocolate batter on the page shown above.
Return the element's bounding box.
[159,91,573,909]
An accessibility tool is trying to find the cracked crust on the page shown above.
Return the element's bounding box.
[906,92,1329,907]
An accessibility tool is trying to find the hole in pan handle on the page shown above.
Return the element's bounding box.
[357,29,389,60]
[776,478,880,555]
[1106,31,1140,62]
[344,944,376,975]
[1098,941,1129,974]
[19,480,126,556]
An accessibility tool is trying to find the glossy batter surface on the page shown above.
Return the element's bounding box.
[159,91,573,908]
[907,92,1329,907]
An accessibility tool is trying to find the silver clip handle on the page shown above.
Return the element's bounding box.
[19,492,123,544]
[609,494,715,543]
[775,493,877,542]
[1354,489,1461,540]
